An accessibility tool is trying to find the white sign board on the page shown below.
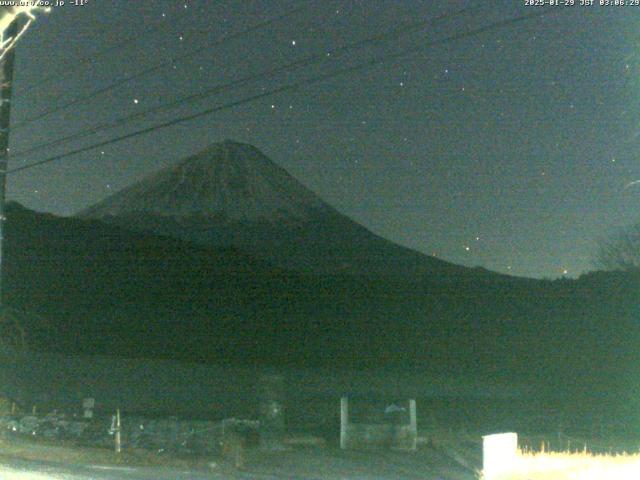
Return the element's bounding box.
[483,432,518,479]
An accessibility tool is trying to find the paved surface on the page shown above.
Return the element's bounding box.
[0,447,478,479]
[0,457,225,480]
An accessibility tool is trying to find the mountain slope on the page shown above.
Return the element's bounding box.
[81,141,327,223]
[79,140,484,277]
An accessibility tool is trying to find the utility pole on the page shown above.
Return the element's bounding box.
[0,18,17,307]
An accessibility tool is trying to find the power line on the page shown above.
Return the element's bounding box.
[8,7,559,176]
[11,4,310,130]
[15,3,196,96]
[11,4,480,160]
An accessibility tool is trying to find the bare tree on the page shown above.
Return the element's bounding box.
[595,222,640,271]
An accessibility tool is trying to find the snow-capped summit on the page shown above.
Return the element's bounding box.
[81,140,328,223]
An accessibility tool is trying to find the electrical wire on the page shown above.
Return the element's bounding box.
[10,4,480,160]
[8,7,559,175]
[14,2,195,96]
[11,3,310,130]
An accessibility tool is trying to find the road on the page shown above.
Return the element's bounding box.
[0,457,249,480]
[0,447,477,479]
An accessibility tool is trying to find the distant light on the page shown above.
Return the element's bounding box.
[464,246,470,251]
[133,99,139,104]
[563,269,568,275]
[291,40,296,46]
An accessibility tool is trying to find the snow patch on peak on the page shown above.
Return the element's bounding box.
[81,141,330,224]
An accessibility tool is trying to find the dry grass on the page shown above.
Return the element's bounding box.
[481,449,640,480]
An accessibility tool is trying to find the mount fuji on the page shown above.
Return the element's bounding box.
[80,140,485,278]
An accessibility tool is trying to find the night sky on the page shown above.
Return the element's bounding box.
[4,0,640,279]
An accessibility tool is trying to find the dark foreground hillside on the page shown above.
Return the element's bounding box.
[3,203,640,416]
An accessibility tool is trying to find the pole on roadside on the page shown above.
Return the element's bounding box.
[115,408,121,453]
[0,18,18,308]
